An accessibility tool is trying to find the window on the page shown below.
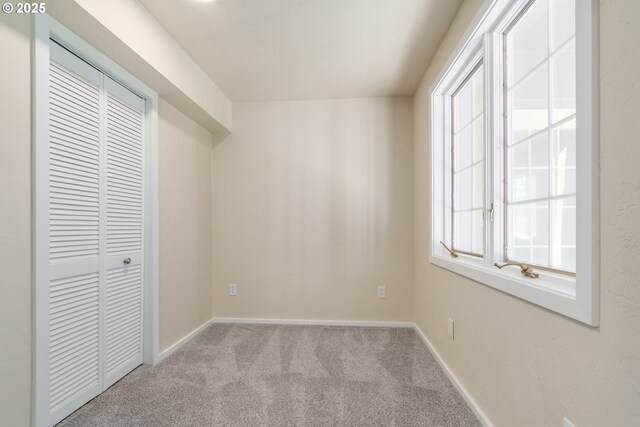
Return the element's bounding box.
[505,0,576,274]
[452,63,485,257]
[430,0,598,326]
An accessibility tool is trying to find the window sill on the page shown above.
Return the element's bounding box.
[429,253,595,325]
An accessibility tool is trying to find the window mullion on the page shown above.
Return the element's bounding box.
[443,93,453,250]
[483,32,493,268]
[485,30,503,268]
[547,1,555,269]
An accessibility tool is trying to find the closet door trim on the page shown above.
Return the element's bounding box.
[33,14,159,427]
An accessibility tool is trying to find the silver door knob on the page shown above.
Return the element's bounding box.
[123,257,131,265]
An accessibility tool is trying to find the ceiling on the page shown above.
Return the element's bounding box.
[139,0,463,102]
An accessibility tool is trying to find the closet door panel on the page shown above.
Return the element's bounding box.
[105,264,143,384]
[105,79,144,256]
[47,41,103,425]
[49,44,101,263]
[103,76,145,388]
[49,273,100,413]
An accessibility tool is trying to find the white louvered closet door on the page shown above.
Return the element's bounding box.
[47,42,103,425]
[45,41,145,425]
[102,76,145,389]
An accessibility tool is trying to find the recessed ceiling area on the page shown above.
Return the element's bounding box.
[139,0,464,101]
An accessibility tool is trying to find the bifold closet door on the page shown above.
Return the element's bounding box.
[102,75,145,389]
[45,41,145,425]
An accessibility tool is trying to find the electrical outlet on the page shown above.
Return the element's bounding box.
[228,283,237,296]
[448,318,454,340]
[564,418,576,427]
[377,286,386,299]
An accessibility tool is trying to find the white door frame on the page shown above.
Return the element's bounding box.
[32,14,159,427]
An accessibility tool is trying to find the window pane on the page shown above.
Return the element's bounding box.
[472,71,484,116]
[550,196,576,271]
[454,211,472,253]
[551,119,576,196]
[551,39,576,124]
[507,0,548,85]
[508,133,549,202]
[472,116,484,162]
[550,0,575,51]
[454,124,473,171]
[508,202,549,267]
[454,167,472,211]
[472,209,484,255]
[454,84,472,132]
[510,62,548,143]
[472,163,484,209]
[452,63,484,256]
[504,0,576,273]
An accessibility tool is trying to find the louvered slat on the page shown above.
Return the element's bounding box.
[106,92,143,255]
[49,57,100,263]
[105,265,142,376]
[48,273,99,413]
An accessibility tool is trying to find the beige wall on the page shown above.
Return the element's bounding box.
[0,13,32,427]
[413,1,640,426]
[0,16,216,425]
[211,98,414,322]
[158,99,214,351]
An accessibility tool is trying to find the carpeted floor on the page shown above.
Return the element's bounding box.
[57,324,480,426]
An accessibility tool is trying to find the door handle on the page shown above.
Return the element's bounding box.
[123,257,131,265]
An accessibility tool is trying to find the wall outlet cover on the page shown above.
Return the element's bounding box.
[229,283,237,296]
[377,286,386,299]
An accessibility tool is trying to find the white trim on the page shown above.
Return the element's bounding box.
[412,324,494,427]
[429,0,599,326]
[32,14,159,427]
[157,319,215,363]
[32,16,51,427]
[210,317,415,328]
[143,92,160,366]
[574,0,600,326]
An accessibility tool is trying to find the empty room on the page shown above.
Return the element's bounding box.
[1,0,639,426]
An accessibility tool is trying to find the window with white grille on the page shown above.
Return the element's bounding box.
[430,0,598,326]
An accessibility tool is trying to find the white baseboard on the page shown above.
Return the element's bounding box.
[210,317,415,328]
[157,318,214,362]
[412,324,493,427]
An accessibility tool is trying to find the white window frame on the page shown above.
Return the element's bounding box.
[430,0,599,326]
[32,14,160,426]
[449,57,486,258]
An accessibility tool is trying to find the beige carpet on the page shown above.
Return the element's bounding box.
[58,324,480,426]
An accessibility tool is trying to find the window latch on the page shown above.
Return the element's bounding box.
[494,261,539,278]
[489,203,494,222]
[439,241,459,258]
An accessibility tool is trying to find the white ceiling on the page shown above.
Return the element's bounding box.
[139,0,463,102]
